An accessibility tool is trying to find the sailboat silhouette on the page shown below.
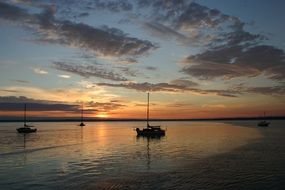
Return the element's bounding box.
[257,111,270,127]
[136,93,165,137]
[17,104,37,133]
[79,103,85,127]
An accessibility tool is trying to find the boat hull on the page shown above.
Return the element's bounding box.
[257,121,270,127]
[17,127,37,133]
[79,122,85,127]
[136,128,165,137]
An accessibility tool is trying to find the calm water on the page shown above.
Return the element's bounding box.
[0,120,285,189]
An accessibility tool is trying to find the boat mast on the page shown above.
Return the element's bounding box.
[81,103,84,123]
[24,104,27,127]
[264,111,266,118]
[147,92,149,127]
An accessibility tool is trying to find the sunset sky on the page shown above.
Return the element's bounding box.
[0,0,284,119]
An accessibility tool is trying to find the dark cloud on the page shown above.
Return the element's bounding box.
[246,86,285,96]
[0,96,125,113]
[0,96,78,112]
[169,79,198,87]
[96,81,239,97]
[53,61,129,81]
[182,45,285,80]
[0,1,29,21]
[139,1,269,50]
[96,81,194,92]
[115,66,139,77]
[91,0,133,12]
[145,66,157,71]
[12,80,30,84]
[143,21,188,42]
[177,2,232,29]
[0,1,156,58]
[232,84,285,96]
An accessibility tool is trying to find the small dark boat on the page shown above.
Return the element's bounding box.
[257,112,270,127]
[17,126,37,133]
[79,103,85,127]
[257,121,270,127]
[136,125,165,137]
[17,104,37,133]
[136,93,165,137]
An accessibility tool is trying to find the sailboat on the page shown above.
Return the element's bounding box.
[17,104,37,133]
[257,112,270,127]
[79,103,85,127]
[136,93,165,137]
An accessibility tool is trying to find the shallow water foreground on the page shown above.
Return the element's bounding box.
[0,120,285,189]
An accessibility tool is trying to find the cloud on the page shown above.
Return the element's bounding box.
[0,96,78,112]
[143,21,189,42]
[232,84,285,96]
[169,79,198,87]
[53,61,129,81]
[0,1,157,59]
[33,68,48,75]
[115,66,139,77]
[58,74,71,79]
[96,81,239,97]
[96,81,192,92]
[245,86,285,96]
[181,45,285,80]
[12,80,30,83]
[0,1,30,21]
[0,96,126,113]
[175,2,243,30]
[145,66,157,71]
[135,1,254,46]
[87,101,126,112]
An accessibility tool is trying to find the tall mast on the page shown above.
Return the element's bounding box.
[147,92,149,127]
[24,104,27,126]
[81,103,83,123]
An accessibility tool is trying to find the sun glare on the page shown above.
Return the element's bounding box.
[96,113,109,118]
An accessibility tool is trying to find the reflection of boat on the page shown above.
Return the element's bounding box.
[79,103,85,127]
[257,112,270,127]
[17,104,37,133]
[136,136,162,169]
[136,93,165,137]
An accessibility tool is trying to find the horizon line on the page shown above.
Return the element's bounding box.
[0,116,285,122]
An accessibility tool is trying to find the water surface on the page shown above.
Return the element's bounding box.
[0,120,284,189]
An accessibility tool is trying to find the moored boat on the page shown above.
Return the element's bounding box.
[17,104,37,133]
[136,93,165,137]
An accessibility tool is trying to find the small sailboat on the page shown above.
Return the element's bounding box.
[136,93,165,137]
[79,103,85,127]
[17,104,37,133]
[257,112,270,127]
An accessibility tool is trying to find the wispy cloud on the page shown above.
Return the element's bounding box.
[53,61,128,81]
[33,68,48,75]
[0,95,126,114]
[96,81,240,97]
[181,45,285,80]
[0,1,157,60]
[58,74,71,79]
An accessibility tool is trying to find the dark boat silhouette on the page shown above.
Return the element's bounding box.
[79,103,85,127]
[257,112,270,127]
[136,93,165,137]
[17,104,37,133]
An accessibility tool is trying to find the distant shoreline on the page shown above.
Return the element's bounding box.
[0,116,284,122]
